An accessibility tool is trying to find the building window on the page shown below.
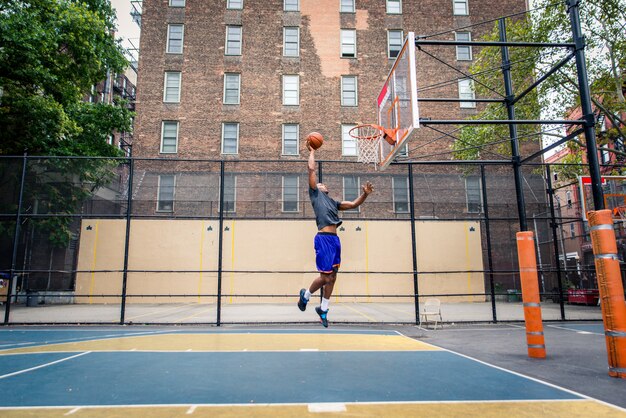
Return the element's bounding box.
[223,174,236,213]
[341,124,357,156]
[283,75,299,105]
[283,27,300,57]
[601,148,611,163]
[566,190,572,208]
[226,26,242,55]
[341,76,358,107]
[388,30,403,59]
[284,0,299,11]
[570,223,576,238]
[466,176,482,213]
[222,122,239,154]
[455,32,472,60]
[157,175,175,212]
[227,0,243,9]
[160,121,179,153]
[393,176,409,213]
[453,0,468,15]
[282,124,299,155]
[223,73,241,104]
[163,72,181,103]
[167,24,184,54]
[343,176,360,212]
[340,0,355,12]
[282,175,299,212]
[458,79,476,108]
[340,29,356,58]
[387,0,402,14]
[169,0,184,7]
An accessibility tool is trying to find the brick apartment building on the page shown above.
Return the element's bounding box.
[545,104,626,290]
[132,0,534,211]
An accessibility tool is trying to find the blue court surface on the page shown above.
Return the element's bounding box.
[0,327,624,417]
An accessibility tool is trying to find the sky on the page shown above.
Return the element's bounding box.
[111,0,141,79]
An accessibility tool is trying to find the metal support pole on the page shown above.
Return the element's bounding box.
[499,18,528,232]
[546,165,566,320]
[567,0,603,210]
[533,216,546,295]
[119,155,134,324]
[216,161,225,326]
[481,165,497,322]
[408,164,420,324]
[4,153,27,324]
[318,161,323,183]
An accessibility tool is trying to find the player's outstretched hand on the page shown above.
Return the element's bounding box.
[306,140,313,152]
[363,181,374,195]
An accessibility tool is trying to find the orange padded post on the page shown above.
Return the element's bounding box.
[588,210,626,378]
[516,231,546,359]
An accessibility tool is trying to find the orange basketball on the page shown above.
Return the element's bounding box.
[307,132,324,150]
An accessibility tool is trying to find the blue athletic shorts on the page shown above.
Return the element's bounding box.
[314,232,341,273]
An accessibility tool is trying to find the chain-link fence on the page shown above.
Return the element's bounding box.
[1,156,624,324]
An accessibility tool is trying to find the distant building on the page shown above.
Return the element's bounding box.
[85,69,136,155]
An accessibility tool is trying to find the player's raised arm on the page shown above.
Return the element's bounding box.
[307,141,317,190]
[339,182,373,210]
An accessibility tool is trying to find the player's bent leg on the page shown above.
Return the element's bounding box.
[315,305,329,328]
[314,272,334,328]
[298,288,308,311]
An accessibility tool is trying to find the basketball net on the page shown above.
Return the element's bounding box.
[349,124,383,166]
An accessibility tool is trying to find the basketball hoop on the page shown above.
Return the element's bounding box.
[349,124,386,166]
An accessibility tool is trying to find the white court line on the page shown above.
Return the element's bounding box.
[407,324,524,333]
[64,407,81,415]
[0,342,36,348]
[308,403,346,412]
[547,324,604,336]
[186,405,197,414]
[0,398,603,411]
[0,330,174,352]
[393,330,626,414]
[0,352,90,380]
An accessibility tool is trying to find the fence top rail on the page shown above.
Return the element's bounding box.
[0,155,515,165]
[0,155,616,171]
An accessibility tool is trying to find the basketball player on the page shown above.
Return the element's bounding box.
[298,141,373,327]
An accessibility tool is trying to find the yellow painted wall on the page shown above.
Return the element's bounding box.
[75,219,125,304]
[415,221,485,302]
[75,219,484,303]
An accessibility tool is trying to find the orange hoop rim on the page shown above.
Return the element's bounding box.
[348,124,385,140]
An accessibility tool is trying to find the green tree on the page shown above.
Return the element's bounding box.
[454,0,626,175]
[0,0,133,247]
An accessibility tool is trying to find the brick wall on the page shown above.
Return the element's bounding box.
[134,0,530,161]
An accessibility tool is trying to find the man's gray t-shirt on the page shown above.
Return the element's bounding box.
[309,187,342,230]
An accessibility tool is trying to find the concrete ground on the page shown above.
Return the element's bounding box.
[398,322,626,409]
[4,301,603,324]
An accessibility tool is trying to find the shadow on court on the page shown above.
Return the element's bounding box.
[0,324,624,417]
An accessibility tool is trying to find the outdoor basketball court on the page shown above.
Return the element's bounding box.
[1,325,624,417]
